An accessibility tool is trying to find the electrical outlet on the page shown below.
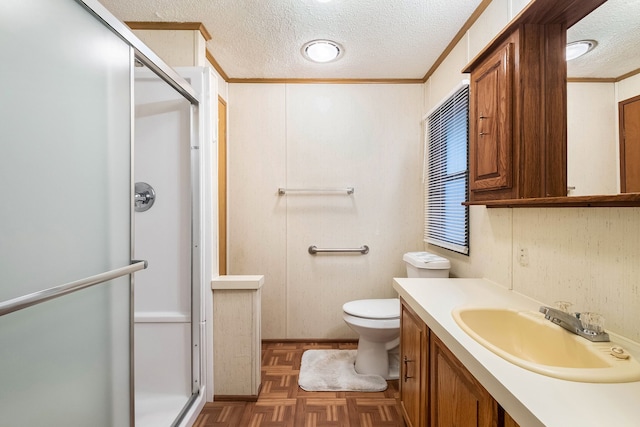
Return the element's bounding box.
[518,247,529,266]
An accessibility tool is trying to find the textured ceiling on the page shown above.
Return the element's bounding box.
[97,0,638,81]
[567,0,640,79]
[97,0,483,80]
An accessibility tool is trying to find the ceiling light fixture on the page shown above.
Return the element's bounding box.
[302,40,343,63]
[566,40,597,61]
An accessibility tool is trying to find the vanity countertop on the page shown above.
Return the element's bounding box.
[393,278,640,427]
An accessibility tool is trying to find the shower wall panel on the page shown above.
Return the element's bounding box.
[133,71,192,424]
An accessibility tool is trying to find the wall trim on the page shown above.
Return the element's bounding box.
[262,339,358,344]
[567,77,617,83]
[422,0,492,82]
[124,2,495,85]
[125,21,211,40]
[227,78,424,84]
[567,67,640,83]
[206,49,230,81]
[616,67,640,82]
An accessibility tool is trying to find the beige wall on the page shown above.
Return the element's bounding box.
[567,82,617,195]
[566,75,640,196]
[133,0,640,343]
[424,0,640,342]
[617,72,640,101]
[228,83,424,339]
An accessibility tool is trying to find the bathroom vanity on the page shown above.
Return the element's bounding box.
[394,278,640,427]
[400,300,503,427]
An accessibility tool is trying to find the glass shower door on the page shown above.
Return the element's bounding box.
[0,0,135,425]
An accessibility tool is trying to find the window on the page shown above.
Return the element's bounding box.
[424,83,469,255]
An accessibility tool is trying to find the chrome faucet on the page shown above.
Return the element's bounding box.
[539,306,610,342]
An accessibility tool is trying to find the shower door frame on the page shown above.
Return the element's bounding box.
[130,53,203,427]
[78,0,204,424]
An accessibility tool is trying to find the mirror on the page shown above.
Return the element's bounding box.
[566,0,640,196]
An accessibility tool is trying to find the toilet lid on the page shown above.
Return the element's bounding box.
[343,298,400,319]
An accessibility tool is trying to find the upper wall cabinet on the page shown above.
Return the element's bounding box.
[464,0,607,204]
[469,36,514,197]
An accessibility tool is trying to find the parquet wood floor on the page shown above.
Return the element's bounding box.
[194,342,405,427]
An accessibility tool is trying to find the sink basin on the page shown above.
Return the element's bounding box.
[452,307,640,383]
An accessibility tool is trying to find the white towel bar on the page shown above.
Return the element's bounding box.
[278,187,354,195]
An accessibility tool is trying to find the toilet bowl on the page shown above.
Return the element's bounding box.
[342,251,451,379]
[343,298,400,379]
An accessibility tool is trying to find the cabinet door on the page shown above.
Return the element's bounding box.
[503,411,520,427]
[469,41,514,195]
[400,301,428,427]
[430,334,498,427]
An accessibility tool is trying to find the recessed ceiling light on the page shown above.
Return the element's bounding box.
[302,40,343,63]
[566,40,596,61]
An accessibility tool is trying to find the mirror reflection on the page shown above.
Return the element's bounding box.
[566,0,640,196]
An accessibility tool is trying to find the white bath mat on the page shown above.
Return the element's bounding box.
[298,349,388,392]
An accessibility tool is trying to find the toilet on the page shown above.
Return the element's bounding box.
[342,251,451,379]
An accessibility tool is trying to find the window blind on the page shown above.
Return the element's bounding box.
[424,84,469,255]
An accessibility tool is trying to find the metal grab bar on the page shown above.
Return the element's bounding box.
[0,260,148,317]
[308,245,369,255]
[278,187,354,195]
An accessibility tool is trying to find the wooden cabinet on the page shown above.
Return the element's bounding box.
[430,334,498,427]
[400,300,428,427]
[467,23,567,202]
[469,39,514,195]
[503,412,520,427]
[400,299,519,427]
[464,0,640,208]
[464,0,613,203]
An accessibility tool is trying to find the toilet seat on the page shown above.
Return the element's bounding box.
[343,298,399,319]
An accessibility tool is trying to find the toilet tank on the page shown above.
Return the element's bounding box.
[403,252,450,278]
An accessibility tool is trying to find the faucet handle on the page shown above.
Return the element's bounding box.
[581,312,605,334]
[554,301,573,313]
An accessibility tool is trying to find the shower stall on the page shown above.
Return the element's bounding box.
[133,65,214,427]
[0,0,215,425]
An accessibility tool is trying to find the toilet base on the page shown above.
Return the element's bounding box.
[354,339,399,380]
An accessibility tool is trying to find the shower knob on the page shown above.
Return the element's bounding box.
[134,182,156,212]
